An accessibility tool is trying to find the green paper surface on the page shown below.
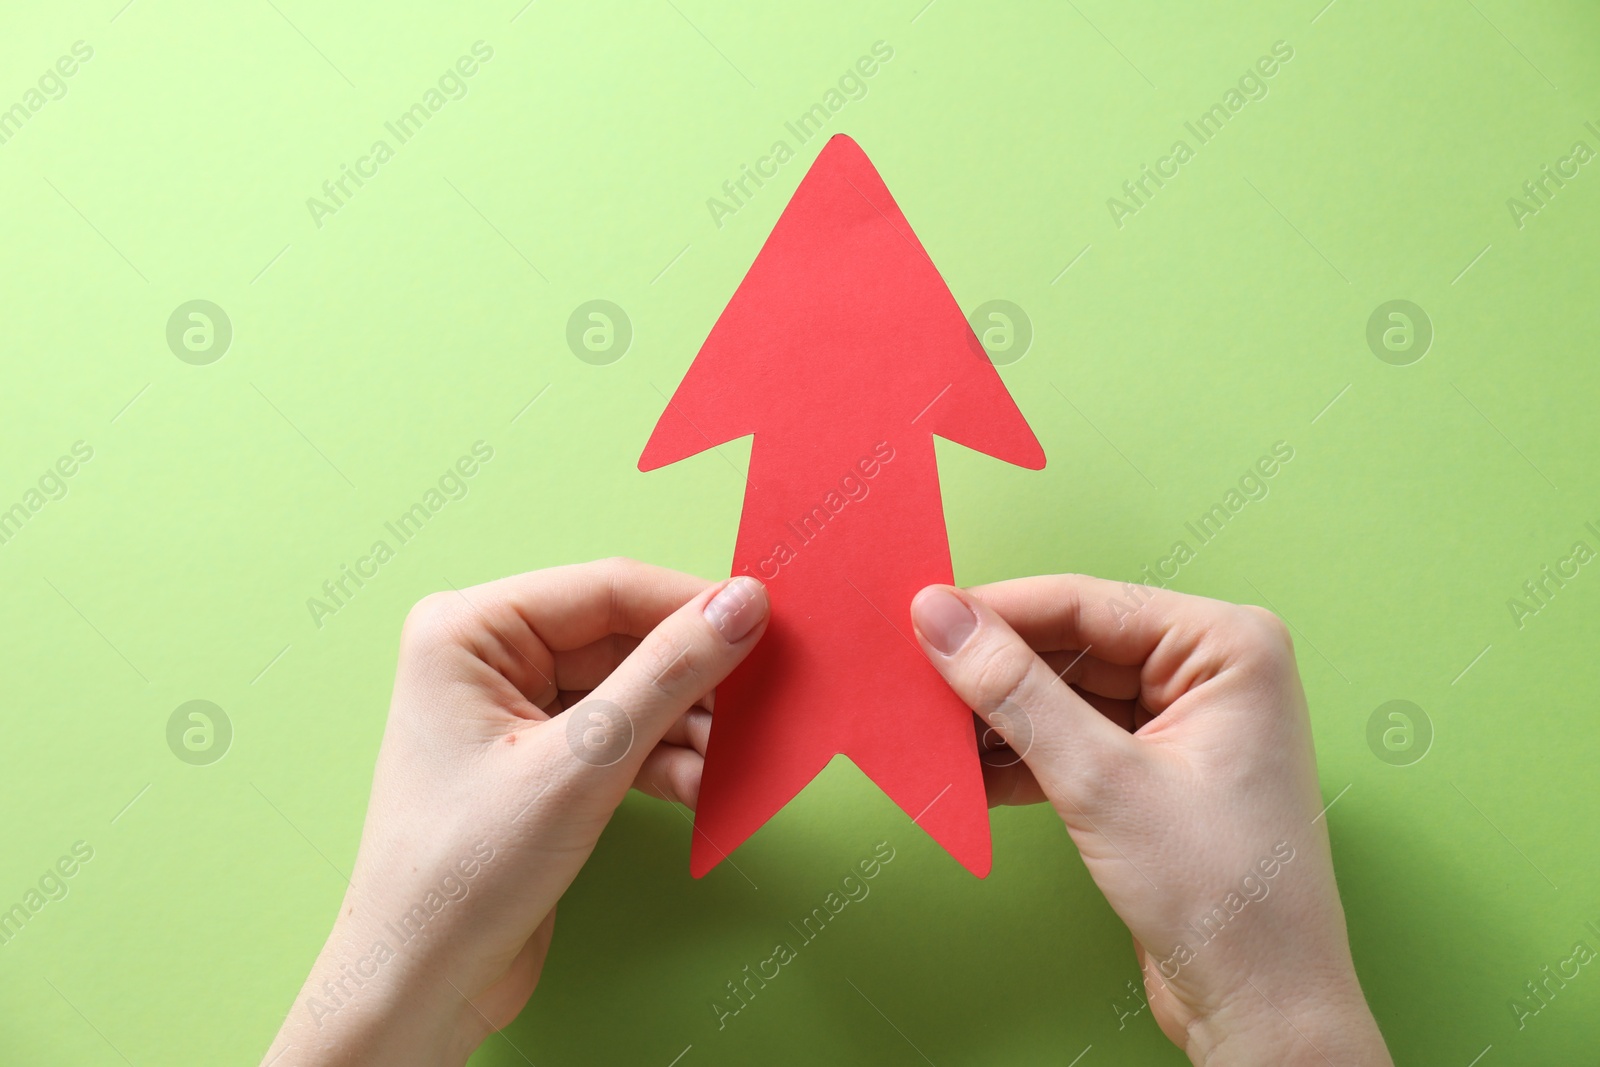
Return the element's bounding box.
[0,1,1596,1063]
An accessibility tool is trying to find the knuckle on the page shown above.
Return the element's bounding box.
[594,556,645,633]
[1068,746,1138,810]
[644,638,700,694]
[965,634,1038,716]
[1240,604,1294,654]
[401,592,470,652]
[596,555,643,583]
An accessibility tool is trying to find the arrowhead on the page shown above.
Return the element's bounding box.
[640,133,1045,473]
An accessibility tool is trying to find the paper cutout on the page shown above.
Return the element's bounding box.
[640,134,1045,877]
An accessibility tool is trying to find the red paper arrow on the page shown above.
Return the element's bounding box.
[640,134,1044,877]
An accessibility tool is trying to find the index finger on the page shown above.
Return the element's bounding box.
[401,559,713,712]
[964,573,1239,666]
[467,557,711,651]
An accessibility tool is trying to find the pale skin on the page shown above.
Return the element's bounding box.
[265,559,1390,1066]
[910,578,1393,1065]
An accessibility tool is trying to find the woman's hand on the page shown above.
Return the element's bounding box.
[264,559,768,1066]
[910,575,1390,1066]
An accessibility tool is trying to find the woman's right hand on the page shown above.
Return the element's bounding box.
[909,574,1391,1066]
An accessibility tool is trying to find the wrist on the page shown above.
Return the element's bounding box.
[1185,968,1390,1067]
[266,902,486,1066]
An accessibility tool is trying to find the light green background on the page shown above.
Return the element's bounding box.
[1,1,1597,1063]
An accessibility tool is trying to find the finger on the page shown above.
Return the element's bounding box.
[553,633,641,693]
[979,757,1048,808]
[473,558,711,650]
[911,584,1138,806]
[556,689,713,727]
[563,576,767,781]
[634,745,705,809]
[972,711,1044,803]
[403,559,713,709]
[1134,703,1159,732]
[975,715,1008,751]
[658,707,713,754]
[974,686,1137,737]
[967,574,1253,713]
[966,573,1237,666]
[1038,650,1141,699]
[554,639,716,716]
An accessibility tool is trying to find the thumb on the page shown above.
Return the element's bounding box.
[909,584,1137,808]
[557,576,768,781]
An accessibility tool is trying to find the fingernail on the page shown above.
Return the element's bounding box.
[704,576,766,643]
[912,586,976,655]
